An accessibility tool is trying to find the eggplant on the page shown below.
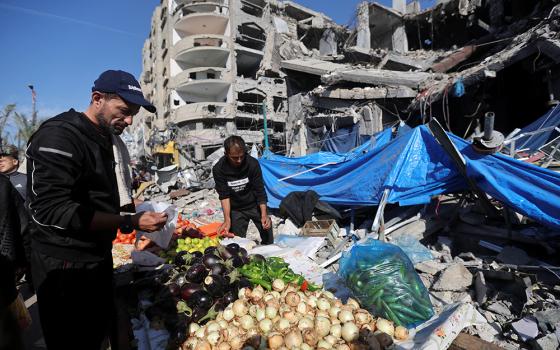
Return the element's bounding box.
[222,291,236,305]
[202,253,223,269]
[174,251,190,266]
[226,242,240,252]
[210,263,227,276]
[187,290,213,310]
[218,245,236,260]
[214,297,227,312]
[168,283,180,297]
[230,255,244,268]
[240,255,250,265]
[185,263,208,284]
[239,247,248,257]
[204,246,218,255]
[191,251,203,259]
[203,274,226,297]
[190,307,206,323]
[180,282,203,301]
[175,274,187,287]
[249,254,266,263]
[237,277,252,289]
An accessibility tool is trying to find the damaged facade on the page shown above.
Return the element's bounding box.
[135,0,347,163]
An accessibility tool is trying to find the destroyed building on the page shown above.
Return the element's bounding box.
[132,0,560,165]
[134,0,347,164]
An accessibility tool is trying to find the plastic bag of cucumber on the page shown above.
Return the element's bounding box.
[338,239,434,328]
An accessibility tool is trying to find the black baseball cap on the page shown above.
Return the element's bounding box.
[92,70,156,113]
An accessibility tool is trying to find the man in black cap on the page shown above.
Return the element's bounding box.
[0,144,27,199]
[26,70,167,350]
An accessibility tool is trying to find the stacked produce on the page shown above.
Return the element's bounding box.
[238,256,321,292]
[164,244,255,336]
[112,229,137,244]
[182,281,409,350]
[339,240,434,328]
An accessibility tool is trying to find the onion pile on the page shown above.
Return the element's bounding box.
[182,280,408,350]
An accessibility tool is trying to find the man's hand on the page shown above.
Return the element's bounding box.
[133,211,168,232]
[261,215,272,230]
[218,220,231,235]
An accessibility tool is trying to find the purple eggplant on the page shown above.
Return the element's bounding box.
[202,253,223,269]
[226,243,240,253]
[204,246,218,255]
[185,263,208,284]
[249,254,266,263]
[238,277,252,290]
[180,282,203,301]
[168,283,180,297]
[174,251,190,266]
[217,245,236,260]
[203,274,226,297]
[191,251,203,259]
[230,255,244,268]
[210,263,227,276]
[187,290,213,310]
[222,291,236,305]
[239,247,248,257]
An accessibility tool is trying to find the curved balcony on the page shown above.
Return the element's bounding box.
[174,45,230,68]
[174,102,232,124]
[174,5,229,37]
[174,79,231,103]
[171,67,229,85]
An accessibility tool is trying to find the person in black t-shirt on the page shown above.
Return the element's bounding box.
[212,136,273,244]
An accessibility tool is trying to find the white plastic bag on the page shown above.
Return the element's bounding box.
[135,201,178,249]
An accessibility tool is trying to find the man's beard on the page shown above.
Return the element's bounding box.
[95,114,122,135]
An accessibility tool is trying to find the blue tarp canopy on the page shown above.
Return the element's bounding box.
[260,125,560,229]
[514,105,560,153]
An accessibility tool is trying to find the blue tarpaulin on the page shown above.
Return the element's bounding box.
[260,125,560,229]
[514,105,560,153]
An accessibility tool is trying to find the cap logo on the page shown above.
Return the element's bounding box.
[128,85,142,92]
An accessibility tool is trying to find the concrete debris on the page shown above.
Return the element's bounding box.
[532,333,560,350]
[432,262,474,291]
[512,316,540,342]
[415,260,447,275]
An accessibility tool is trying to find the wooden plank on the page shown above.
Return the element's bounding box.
[449,332,505,350]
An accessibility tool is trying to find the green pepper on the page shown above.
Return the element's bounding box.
[248,277,272,290]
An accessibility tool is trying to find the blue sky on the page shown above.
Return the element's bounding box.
[0,0,435,140]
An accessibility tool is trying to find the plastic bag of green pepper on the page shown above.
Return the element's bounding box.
[338,239,434,328]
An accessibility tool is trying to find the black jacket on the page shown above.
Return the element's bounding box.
[212,155,268,211]
[26,109,120,262]
[0,176,30,267]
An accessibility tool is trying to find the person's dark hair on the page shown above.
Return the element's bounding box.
[90,92,119,105]
[0,145,18,160]
[224,135,246,154]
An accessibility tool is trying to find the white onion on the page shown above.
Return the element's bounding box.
[240,314,255,330]
[251,285,265,301]
[207,331,221,345]
[196,340,212,350]
[317,340,332,349]
[322,290,335,299]
[249,304,258,317]
[395,325,409,340]
[330,324,342,338]
[307,296,318,308]
[315,316,331,337]
[317,298,331,311]
[297,316,314,330]
[346,298,360,310]
[284,329,303,348]
[266,305,278,319]
[285,291,301,307]
[341,322,359,342]
[297,302,308,314]
[223,307,235,321]
[188,323,200,336]
[268,332,284,349]
[336,344,350,350]
[328,306,340,319]
[338,309,354,323]
[302,329,319,346]
[195,326,206,338]
[301,343,313,350]
[217,342,231,350]
[272,279,286,292]
[324,335,337,346]
[376,318,395,337]
[206,321,220,334]
[259,318,273,333]
[232,299,248,317]
[256,307,266,321]
[276,318,291,332]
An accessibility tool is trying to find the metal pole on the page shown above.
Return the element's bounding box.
[483,112,495,141]
[262,101,269,151]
